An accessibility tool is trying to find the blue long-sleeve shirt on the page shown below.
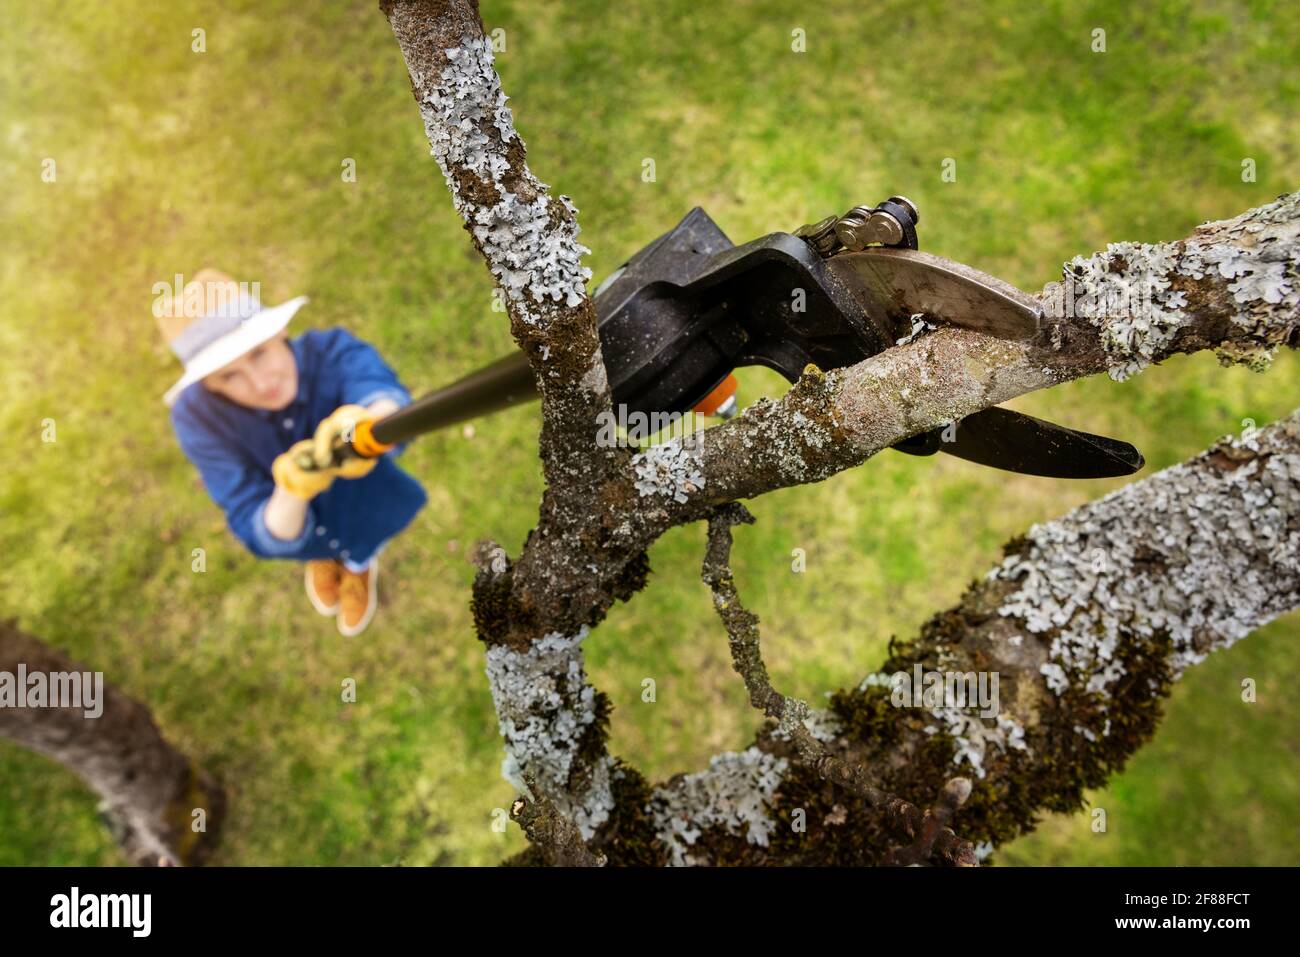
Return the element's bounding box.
[169,327,428,563]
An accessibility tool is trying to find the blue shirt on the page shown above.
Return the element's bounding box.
[169,327,428,563]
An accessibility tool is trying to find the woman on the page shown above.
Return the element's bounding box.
[158,269,427,636]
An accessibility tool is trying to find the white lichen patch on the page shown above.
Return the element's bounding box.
[485,626,613,839]
[1062,238,1187,380]
[631,437,705,503]
[859,671,1027,777]
[747,399,836,481]
[579,353,608,396]
[769,704,845,744]
[991,418,1300,707]
[1055,192,1298,380]
[789,410,828,449]
[1183,195,1298,309]
[857,671,893,691]
[418,37,592,325]
[646,747,789,866]
[566,753,616,841]
[923,709,1028,779]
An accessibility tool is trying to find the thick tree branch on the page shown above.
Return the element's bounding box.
[628,411,1300,864]
[380,0,621,493]
[383,0,648,652]
[0,619,225,866]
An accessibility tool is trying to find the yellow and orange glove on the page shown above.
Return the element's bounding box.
[271,404,379,500]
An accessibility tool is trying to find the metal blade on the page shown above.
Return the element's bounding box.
[825,247,1042,340]
[894,407,1145,478]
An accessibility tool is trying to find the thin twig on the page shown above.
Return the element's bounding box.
[701,506,978,866]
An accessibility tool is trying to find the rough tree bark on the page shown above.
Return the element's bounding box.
[379,0,1299,865]
[0,618,226,866]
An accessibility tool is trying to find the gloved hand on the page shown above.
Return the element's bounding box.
[272,439,338,500]
[312,404,379,477]
[270,406,379,500]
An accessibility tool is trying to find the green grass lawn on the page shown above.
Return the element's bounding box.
[1,0,1297,865]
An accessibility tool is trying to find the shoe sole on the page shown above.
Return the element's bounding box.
[337,557,379,637]
[305,563,340,616]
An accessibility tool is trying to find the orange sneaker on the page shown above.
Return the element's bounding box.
[338,557,379,636]
[305,559,343,616]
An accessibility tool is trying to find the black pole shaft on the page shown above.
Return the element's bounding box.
[368,349,538,447]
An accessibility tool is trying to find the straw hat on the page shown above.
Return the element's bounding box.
[156,268,308,406]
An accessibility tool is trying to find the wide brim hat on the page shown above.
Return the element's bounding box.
[156,268,309,406]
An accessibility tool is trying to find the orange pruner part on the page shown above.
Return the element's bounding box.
[691,373,737,416]
[352,418,396,457]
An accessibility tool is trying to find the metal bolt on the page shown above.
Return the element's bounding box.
[887,195,920,225]
[864,210,904,246]
[834,206,875,250]
[794,215,840,256]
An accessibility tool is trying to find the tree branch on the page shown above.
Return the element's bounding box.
[379,0,1299,868]
[0,619,225,866]
[630,410,1300,864]
[380,0,620,491]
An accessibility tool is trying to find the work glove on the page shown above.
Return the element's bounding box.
[312,404,380,475]
[270,405,378,500]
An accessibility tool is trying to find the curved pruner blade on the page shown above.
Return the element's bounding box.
[826,247,1042,341]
